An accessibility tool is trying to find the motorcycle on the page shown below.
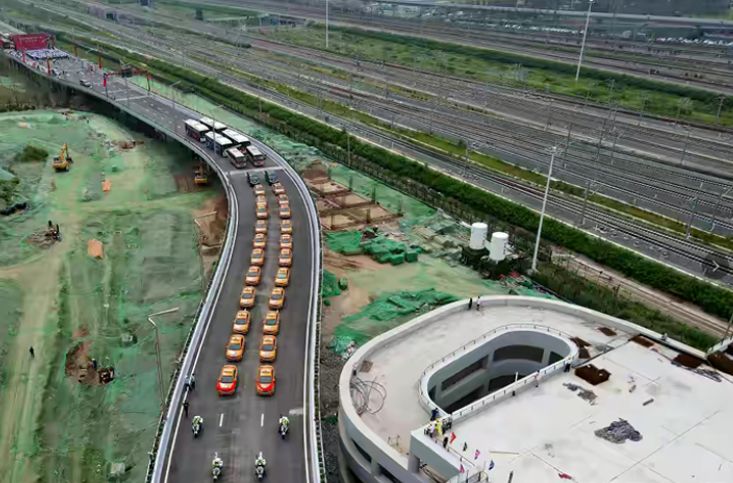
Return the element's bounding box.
[255,451,266,480]
[192,420,202,438]
[211,453,223,481]
[279,422,288,439]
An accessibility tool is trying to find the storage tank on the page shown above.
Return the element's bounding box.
[489,232,509,262]
[469,222,488,250]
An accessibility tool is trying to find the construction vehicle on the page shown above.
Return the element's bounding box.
[194,163,209,186]
[52,144,73,172]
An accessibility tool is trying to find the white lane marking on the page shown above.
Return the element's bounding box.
[289,407,304,416]
[260,413,264,428]
[219,413,224,427]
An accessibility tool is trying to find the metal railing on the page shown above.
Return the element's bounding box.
[417,323,578,422]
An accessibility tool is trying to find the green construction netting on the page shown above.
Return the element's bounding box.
[329,289,458,355]
[0,110,209,481]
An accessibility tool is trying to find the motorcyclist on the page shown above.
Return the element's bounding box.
[255,452,267,469]
[192,415,204,432]
[212,455,223,469]
[278,414,290,431]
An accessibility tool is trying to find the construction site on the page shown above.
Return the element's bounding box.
[0,98,220,481]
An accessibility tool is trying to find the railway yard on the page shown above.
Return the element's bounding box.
[4,0,733,284]
[2,1,733,482]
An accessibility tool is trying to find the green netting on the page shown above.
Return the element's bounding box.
[330,289,458,354]
[0,279,22,390]
[0,109,210,481]
[325,230,363,255]
[322,270,343,299]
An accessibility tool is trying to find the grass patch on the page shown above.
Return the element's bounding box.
[269,25,733,126]
[534,264,718,350]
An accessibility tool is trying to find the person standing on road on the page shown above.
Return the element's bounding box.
[468,298,473,310]
[29,346,35,358]
[183,400,189,418]
[189,373,196,391]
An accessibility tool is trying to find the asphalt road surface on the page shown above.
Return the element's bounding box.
[6,52,317,482]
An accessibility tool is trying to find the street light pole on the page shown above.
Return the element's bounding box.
[575,0,594,82]
[531,146,558,272]
[147,307,179,408]
[685,196,699,239]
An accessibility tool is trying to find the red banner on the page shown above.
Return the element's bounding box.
[11,33,50,51]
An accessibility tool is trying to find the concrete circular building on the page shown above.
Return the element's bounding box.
[338,296,733,483]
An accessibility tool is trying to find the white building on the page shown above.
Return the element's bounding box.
[339,296,733,483]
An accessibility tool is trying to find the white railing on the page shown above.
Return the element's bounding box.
[417,324,579,423]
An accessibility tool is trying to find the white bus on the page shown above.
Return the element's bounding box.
[184,119,209,142]
[222,129,251,149]
[245,145,266,167]
[205,131,234,156]
[199,117,227,133]
[225,147,247,169]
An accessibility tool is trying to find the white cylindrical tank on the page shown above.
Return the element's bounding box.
[489,232,509,261]
[469,222,488,250]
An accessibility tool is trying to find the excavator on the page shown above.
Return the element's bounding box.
[52,144,73,172]
[194,162,209,186]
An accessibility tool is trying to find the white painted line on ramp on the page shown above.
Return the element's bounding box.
[219,413,224,427]
[260,413,264,428]
[289,407,304,416]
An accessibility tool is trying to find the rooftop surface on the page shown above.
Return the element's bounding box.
[355,299,733,483]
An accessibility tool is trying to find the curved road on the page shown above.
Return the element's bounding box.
[4,51,321,482]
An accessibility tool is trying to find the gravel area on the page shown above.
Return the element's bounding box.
[319,345,348,482]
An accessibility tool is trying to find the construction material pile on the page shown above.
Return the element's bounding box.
[326,228,421,265]
[594,419,642,444]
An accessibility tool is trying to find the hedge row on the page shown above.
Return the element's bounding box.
[66,36,733,320]
[325,25,733,107]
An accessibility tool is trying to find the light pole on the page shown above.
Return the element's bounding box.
[575,0,594,82]
[531,146,558,273]
[147,307,179,408]
[170,80,182,112]
[325,0,330,49]
[684,196,699,240]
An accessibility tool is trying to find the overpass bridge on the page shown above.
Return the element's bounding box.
[4,50,324,483]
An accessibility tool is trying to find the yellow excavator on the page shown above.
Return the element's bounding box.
[52,144,73,172]
[194,162,209,186]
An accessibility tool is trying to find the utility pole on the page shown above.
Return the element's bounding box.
[716,95,725,125]
[685,197,699,239]
[579,179,596,226]
[680,128,691,166]
[710,187,732,234]
[147,307,179,408]
[575,0,594,82]
[531,146,558,272]
[325,0,329,49]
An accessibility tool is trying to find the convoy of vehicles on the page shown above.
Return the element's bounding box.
[217,179,294,404]
[184,119,268,169]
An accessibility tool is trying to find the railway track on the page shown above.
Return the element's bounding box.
[200,0,733,94]
[17,0,733,284]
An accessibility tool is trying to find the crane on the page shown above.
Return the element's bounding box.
[52,144,73,172]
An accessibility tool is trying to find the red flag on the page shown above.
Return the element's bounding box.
[449,432,457,444]
[558,473,573,480]
[474,449,480,460]
[103,75,107,88]
[459,464,465,473]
